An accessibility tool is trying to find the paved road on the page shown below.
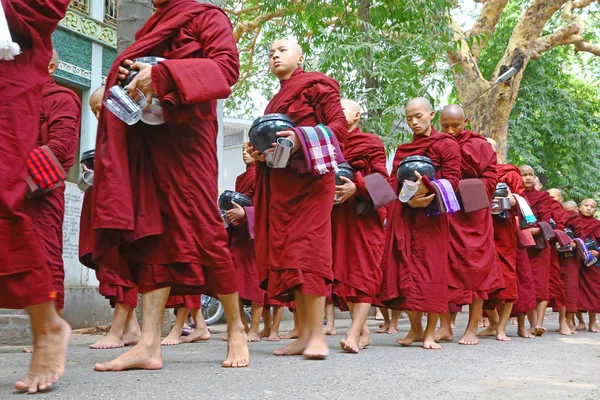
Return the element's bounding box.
[1,313,599,399]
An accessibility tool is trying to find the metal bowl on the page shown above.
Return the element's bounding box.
[80,149,95,171]
[335,162,355,185]
[218,190,252,211]
[249,114,296,153]
[396,155,436,183]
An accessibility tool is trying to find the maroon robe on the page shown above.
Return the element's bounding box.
[524,189,554,302]
[578,215,600,313]
[228,165,264,304]
[166,295,200,309]
[548,200,566,310]
[561,210,583,313]
[447,130,500,304]
[331,127,386,304]
[380,129,461,314]
[90,1,240,298]
[21,79,80,310]
[254,67,347,301]
[0,0,70,309]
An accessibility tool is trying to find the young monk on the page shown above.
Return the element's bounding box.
[251,38,348,359]
[437,105,500,346]
[260,301,285,341]
[0,0,72,394]
[91,0,248,370]
[577,199,600,333]
[332,99,388,353]
[162,296,210,345]
[80,86,142,350]
[381,97,461,350]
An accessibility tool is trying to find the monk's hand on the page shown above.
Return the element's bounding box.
[509,193,517,207]
[226,201,245,223]
[125,62,155,107]
[591,250,599,257]
[335,177,356,203]
[530,227,540,236]
[570,241,577,249]
[276,130,301,153]
[407,192,435,208]
[117,59,134,85]
[413,171,429,195]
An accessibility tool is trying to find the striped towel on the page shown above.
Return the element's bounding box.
[294,125,339,175]
[27,146,66,190]
[427,179,460,216]
[513,194,536,225]
[574,238,597,267]
[0,1,20,61]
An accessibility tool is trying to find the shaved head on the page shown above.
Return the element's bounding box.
[563,200,578,211]
[48,49,59,76]
[440,104,468,136]
[406,97,433,112]
[519,165,535,175]
[441,104,465,119]
[548,188,563,202]
[271,39,303,56]
[89,85,105,119]
[341,98,362,131]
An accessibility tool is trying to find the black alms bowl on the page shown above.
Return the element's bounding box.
[335,162,355,185]
[81,149,95,171]
[249,114,296,153]
[396,155,436,183]
[218,190,252,211]
[494,182,509,198]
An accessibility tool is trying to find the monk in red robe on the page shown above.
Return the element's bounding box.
[332,99,387,353]
[81,86,142,350]
[91,0,248,370]
[0,0,71,393]
[436,105,500,345]
[521,165,556,336]
[381,97,461,349]
[251,39,347,359]
[225,145,265,342]
[577,199,600,333]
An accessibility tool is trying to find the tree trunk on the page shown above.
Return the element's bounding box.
[358,0,380,120]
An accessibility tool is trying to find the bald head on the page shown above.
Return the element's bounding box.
[89,86,105,120]
[406,97,433,112]
[341,99,361,131]
[563,200,578,211]
[48,49,59,76]
[440,104,468,136]
[580,198,597,217]
[548,188,563,202]
[269,39,304,80]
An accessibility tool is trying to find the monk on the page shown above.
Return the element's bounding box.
[521,165,556,336]
[162,296,210,345]
[332,99,387,353]
[381,97,462,349]
[577,199,600,333]
[226,145,265,342]
[91,0,248,370]
[437,105,500,345]
[0,0,71,393]
[251,39,347,359]
[81,86,142,350]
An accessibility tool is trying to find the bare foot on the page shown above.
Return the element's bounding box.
[478,325,498,337]
[221,334,228,341]
[340,335,359,354]
[358,329,371,350]
[274,338,307,356]
[267,332,281,342]
[589,324,600,333]
[181,327,211,343]
[14,319,70,394]
[376,322,390,333]
[22,346,33,353]
[246,331,261,342]
[94,342,163,371]
[518,326,535,338]
[576,322,588,331]
[303,336,329,360]
[281,329,299,339]
[496,330,512,341]
[388,325,398,335]
[123,330,141,346]
[423,336,441,350]
[161,330,183,346]
[450,322,457,329]
[534,326,546,336]
[222,327,249,368]
[458,330,479,345]
[259,328,271,340]
[559,324,572,336]
[90,333,124,349]
[396,328,424,347]
[434,327,454,342]
[323,324,337,336]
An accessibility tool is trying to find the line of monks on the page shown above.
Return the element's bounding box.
[2,0,600,395]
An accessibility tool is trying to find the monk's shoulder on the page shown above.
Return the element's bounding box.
[432,134,460,155]
[43,84,81,115]
[359,131,384,147]
[186,6,232,32]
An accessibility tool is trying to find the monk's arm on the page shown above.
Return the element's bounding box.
[505,171,526,196]
[45,93,81,165]
[311,84,348,144]
[355,136,389,197]
[551,202,565,230]
[479,143,498,200]
[152,9,240,104]
[437,139,462,190]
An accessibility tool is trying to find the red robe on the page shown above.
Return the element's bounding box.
[548,200,566,310]
[0,0,71,309]
[447,130,500,304]
[331,127,386,304]
[561,210,583,313]
[524,189,554,302]
[228,165,264,304]
[90,1,240,297]
[380,130,462,314]
[254,67,347,301]
[21,79,81,310]
[578,215,600,313]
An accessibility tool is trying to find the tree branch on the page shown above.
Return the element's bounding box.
[467,0,510,59]
[233,25,261,92]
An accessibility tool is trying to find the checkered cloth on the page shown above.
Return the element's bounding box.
[26,145,66,191]
[427,179,460,216]
[293,124,339,175]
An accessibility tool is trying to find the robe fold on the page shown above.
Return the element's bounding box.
[578,215,600,313]
[380,130,461,314]
[524,189,554,302]
[166,295,200,309]
[548,200,566,310]
[21,79,80,310]
[331,127,386,304]
[560,210,583,313]
[447,130,500,303]
[90,0,240,297]
[0,0,71,309]
[254,67,347,301]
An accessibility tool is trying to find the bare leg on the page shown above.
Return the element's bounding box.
[396,311,424,346]
[161,308,188,346]
[281,310,300,339]
[389,309,400,334]
[246,302,263,342]
[534,301,547,336]
[324,303,336,335]
[268,306,284,341]
[376,308,391,332]
[557,307,571,335]
[495,303,513,341]
[576,311,587,330]
[181,307,211,343]
[90,303,133,349]
[566,312,577,333]
[302,293,329,359]
[340,302,370,353]
[375,307,384,320]
[260,307,272,339]
[14,302,70,394]
[423,313,441,349]
[275,293,307,356]
[435,313,454,341]
[123,307,141,346]
[450,312,458,329]
[219,292,250,368]
[479,308,499,337]
[459,299,482,345]
[517,313,535,338]
[589,312,600,333]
